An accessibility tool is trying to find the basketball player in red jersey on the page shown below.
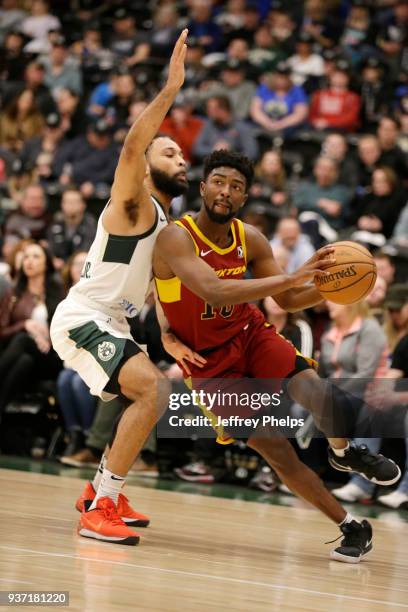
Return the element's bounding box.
[153,150,401,562]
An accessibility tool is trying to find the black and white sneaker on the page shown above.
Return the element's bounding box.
[328,444,401,485]
[329,519,373,564]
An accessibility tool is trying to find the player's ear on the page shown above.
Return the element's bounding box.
[199,181,206,197]
[240,193,248,208]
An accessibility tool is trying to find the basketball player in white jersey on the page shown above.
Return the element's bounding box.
[51,31,206,545]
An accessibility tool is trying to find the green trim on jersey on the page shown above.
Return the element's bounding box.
[68,321,126,377]
[102,234,141,264]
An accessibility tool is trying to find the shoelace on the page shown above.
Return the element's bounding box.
[354,445,381,465]
[99,501,124,526]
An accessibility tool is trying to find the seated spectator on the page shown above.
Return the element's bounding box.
[262,296,313,356]
[87,70,117,119]
[160,95,203,163]
[374,250,396,288]
[392,201,408,246]
[193,95,258,161]
[248,24,287,74]
[366,275,388,323]
[340,3,375,66]
[72,25,115,79]
[359,58,391,132]
[0,1,26,45]
[109,8,150,67]
[20,0,60,54]
[23,61,56,116]
[320,301,388,503]
[377,117,407,179]
[187,0,222,54]
[55,88,88,140]
[301,0,340,49]
[150,4,180,60]
[293,156,352,230]
[47,189,97,269]
[4,184,50,242]
[383,284,408,353]
[250,63,308,136]
[287,31,324,90]
[42,35,83,97]
[0,88,44,153]
[356,135,382,193]
[351,167,406,239]
[309,63,361,132]
[0,241,63,416]
[268,8,297,54]
[250,149,293,216]
[20,112,65,183]
[53,120,119,199]
[270,217,315,274]
[0,30,29,82]
[321,132,358,188]
[104,71,136,132]
[376,0,407,74]
[57,251,97,463]
[202,59,256,120]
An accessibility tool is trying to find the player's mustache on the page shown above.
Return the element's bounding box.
[214,198,231,208]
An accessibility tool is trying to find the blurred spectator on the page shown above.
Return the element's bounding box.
[366,275,388,321]
[262,296,313,356]
[268,8,296,54]
[0,1,26,45]
[47,189,97,268]
[193,95,258,161]
[53,119,118,198]
[3,184,50,241]
[203,59,256,120]
[250,63,308,136]
[183,37,208,91]
[0,30,28,81]
[250,149,293,216]
[223,4,261,45]
[20,0,60,55]
[55,88,88,140]
[309,63,361,132]
[374,250,396,288]
[321,132,358,188]
[0,242,63,415]
[109,8,150,67]
[356,134,382,192]
[57,250,97,463]
[23,60,56,116]
[72,25,115,78]
[359,58,391,131]
[351,167,406,238]
[160,95,203,163]
[293,156,352,230]
[392,201,408,246]
[42,35,82,97]
[103,71,136,131]
[150,4,180,59]
[87,70,117,119]
[187,0,222,54]
[270,217,315,274]
[287,31,324,89]
[0,88,44,153]
[340,3,375,66]
[383,284,408,352]
[377,0,407,74]
[301,0,340,48]
[377,116,407,178]
[20,112,65,182]
[248,24,286,74]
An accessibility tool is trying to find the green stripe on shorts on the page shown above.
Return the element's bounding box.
[68,320,126,378]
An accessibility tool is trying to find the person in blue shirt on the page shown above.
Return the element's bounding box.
[250,62,309,136]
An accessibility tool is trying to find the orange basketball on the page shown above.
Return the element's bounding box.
[314,241,377,305]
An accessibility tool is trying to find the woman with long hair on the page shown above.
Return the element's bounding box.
[0,241,63,416]
[250,149,293,217]
[0,88,44,152]
[57,251,98,463]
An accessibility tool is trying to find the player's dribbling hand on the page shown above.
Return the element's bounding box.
[161,331,206,376]
[166,29,188,93]
[291,246,336,286]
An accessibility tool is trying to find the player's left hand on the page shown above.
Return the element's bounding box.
[161,331,206,376]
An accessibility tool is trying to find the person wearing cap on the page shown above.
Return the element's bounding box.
[339,3,375,66]
[109,8,150,66]
[250,62,309,136]
[201,58,256,120]
[359,58,391,131]
[20,112,65,184]
[41,35,82,97]
[309,62,361,132]
[53,119,119,199]
[287,31,324,89]
[23,60,56,116]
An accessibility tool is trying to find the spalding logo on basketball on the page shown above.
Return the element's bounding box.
[314,241,377,305]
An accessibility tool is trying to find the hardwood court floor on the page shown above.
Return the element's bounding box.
[0,469,407,612]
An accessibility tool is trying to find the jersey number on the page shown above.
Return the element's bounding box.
[201,302,234,320]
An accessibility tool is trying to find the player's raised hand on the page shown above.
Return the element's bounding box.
[166,29,188,93]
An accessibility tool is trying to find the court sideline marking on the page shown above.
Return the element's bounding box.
[0,545,407,609]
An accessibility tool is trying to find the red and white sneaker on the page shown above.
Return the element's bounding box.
[78,497,140,545]
[75,482,150,527]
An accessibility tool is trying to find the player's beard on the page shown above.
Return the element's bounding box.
[150,166,188,198]
[204,201,235,224]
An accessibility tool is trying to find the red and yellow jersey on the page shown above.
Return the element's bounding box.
[155,214,262,352]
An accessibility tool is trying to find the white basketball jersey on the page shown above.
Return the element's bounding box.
[69,197,167,318]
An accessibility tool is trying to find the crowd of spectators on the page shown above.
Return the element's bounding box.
[0,0,407,509]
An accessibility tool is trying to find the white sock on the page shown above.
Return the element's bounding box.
[339,512,356,527]
[90,468,125,508]
[332,441,350,457]
[92,453,107,491]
